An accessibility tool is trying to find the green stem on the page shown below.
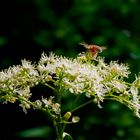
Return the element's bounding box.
[44,82,57,92]
[16,95,53,117]
[53,119,63,140]
[70,94,82,110]
[54,85,65,140]
[105,94,132,107]
[71,99,94,113]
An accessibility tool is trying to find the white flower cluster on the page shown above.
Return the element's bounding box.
[0,60,38,100]
[35,96,60,115]
[0,52,140,118]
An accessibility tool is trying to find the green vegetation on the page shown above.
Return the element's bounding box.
[0,0,140,139]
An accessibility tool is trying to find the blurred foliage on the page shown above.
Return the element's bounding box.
[0,0,140,139]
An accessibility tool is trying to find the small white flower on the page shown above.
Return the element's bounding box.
[34,100,42,108]
[19,101,30,113]
[132,75,140,88]
[109,61,130,78]
[52,103,60,114]
[110,80,128,93]
[14,86,31,99]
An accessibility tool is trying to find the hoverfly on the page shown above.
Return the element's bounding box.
[79,42,106,58]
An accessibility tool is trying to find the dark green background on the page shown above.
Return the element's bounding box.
[0,0,140,139]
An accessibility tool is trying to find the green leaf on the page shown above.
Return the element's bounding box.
[0,36,7,46]
[18,126,52,138]
[63,132,73,140]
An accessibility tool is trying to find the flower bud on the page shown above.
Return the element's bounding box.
[63,112,72,121]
